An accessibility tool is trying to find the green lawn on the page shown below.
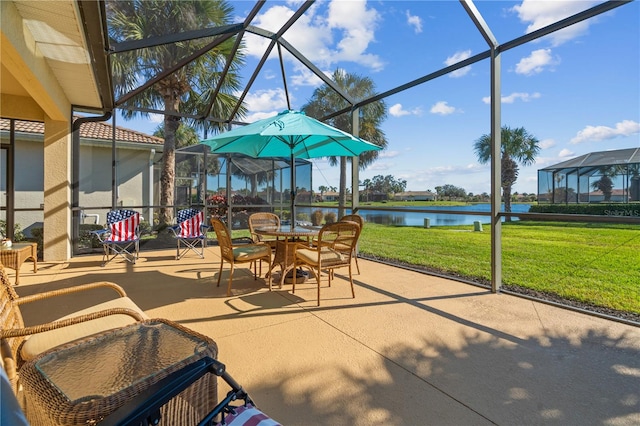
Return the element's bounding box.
[358,221,640,315]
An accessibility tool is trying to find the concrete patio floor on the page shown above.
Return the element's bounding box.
[10,246,640,426]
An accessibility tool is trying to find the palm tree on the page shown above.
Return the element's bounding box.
[629,164,640,202]
[154,123,220,207]
[591,165,623,202]
[474,126,540,216]
[302,69,388,215]
[108,0,244,226]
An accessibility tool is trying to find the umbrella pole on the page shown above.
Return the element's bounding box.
[290,152,295,230]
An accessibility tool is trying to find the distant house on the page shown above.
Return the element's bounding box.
[1,117,163,235]
[322,191,339,202]
[538,148,640,203]
[393,191,437,201]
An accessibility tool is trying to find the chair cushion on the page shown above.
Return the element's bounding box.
[20,297,148,362]
[296,247,345,266]
[233,245,270,261]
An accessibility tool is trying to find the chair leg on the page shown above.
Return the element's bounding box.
[266,258,272,291]
[217,261,224,287]
[226,264,235,296]
[317,271,321,306]
[349,264,355,298]
[354,253,360,274]
[291,262,297,293]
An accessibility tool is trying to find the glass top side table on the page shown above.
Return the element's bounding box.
[20,319,218,426]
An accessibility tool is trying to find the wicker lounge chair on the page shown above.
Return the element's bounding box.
[0,261,147,394]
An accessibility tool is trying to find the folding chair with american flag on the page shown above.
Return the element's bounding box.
[170,208,209,260]
[92,209,141,266]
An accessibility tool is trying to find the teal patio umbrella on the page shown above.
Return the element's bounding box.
[200,110,381,226]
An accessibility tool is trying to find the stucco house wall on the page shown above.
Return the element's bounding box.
[1,118,162,237]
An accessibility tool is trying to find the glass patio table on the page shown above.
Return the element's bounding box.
[19,319,218,426]
[254,225,320,287]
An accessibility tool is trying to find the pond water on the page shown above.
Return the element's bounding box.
[321,204,532,227]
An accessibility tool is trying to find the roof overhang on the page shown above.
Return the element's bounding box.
[0,0,112,122]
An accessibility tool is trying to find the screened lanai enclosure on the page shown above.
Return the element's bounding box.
[2,0,638,302]
[174,145,312,229]
[538,148,640,204]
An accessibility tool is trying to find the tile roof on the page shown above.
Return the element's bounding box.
[0,117,163,146]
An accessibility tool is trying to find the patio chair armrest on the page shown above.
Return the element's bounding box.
[169,225,180,237]
[14,281,128,306]
[0,308,146,340]
[292,242,313,251]
[91,228,109,242]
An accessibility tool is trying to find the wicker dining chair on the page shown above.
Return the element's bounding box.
[339,214,365,274]
[248,212,281,250]
[0,262,147,393]
[292,221,361,306]
[210,219,272,297]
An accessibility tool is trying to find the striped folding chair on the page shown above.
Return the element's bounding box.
[170,209,209,260]
[92,209,141,267]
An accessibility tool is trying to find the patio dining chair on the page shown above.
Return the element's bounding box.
[0,261,147,395]
[339,213,365,274]
[292,221,361,306]
[210,218,272,297]
[91,209,141,267]
[170,208,209,260]
[248,212,281,250]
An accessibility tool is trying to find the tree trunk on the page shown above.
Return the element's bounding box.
[338,157,347,218]
[503,185,513,221]
[159,99,180,226]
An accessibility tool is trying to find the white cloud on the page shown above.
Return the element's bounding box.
[368,161,392,171]
[243,110,280,123]
[389,103,422,117]
[149,114,163,124]
[430,101,457,115]
[570,120,640,144]
[241,0,383,76]
[243,88,290,113]
[511,0,600,47]
[515,49,558,75]
[378,150,400,158]
[406,10,422,33]
[482,92,542,104]
[504,92,542,103]
[539,138,556,149]
[445,50,472,78]
[558,148,574,157]
[327,0,384,70]
[289,66,327,88]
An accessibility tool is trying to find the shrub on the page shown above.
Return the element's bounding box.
[311,209,324,225]
[0,220,25,241]
[79,224,104,248]
[324,212,337,223]
[139,220,152,236]
[529,203,639,217]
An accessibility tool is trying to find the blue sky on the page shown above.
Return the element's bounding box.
[121,0,640,195]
